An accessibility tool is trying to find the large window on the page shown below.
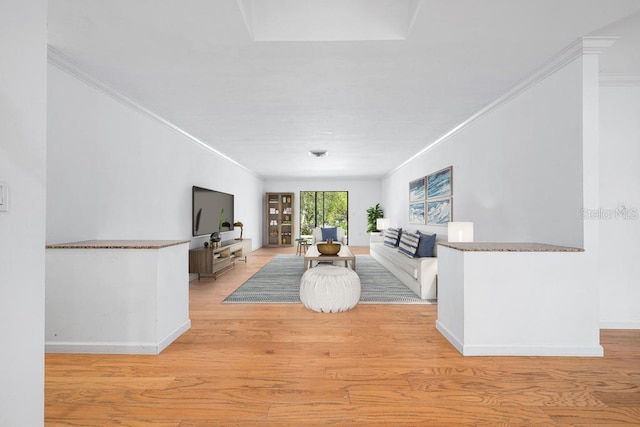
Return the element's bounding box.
[300,191,348,241]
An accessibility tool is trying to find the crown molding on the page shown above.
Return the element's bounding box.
[580,36,620,54]
[47,46,259,178]
[600,73,640,86]
[387,37,619,177]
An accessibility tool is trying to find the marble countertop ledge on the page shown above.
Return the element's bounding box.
[437,242,584,252]
[46,240,190,249]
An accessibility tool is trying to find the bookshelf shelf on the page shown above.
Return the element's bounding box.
[265,192,294,247]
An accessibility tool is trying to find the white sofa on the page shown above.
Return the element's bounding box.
[369,233,439,300]
[311,226,348,245]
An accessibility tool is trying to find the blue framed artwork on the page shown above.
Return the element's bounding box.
[409,202,425,224]
[427,166,452,199]
[427,198,451,225]
[409,177,425,202]
[408,166,453,225]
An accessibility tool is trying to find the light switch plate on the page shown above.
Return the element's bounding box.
[0,181,8,212]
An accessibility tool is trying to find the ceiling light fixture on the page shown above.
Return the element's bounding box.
[309,149,328,158]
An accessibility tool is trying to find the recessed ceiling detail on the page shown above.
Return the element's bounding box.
[237,0,422,41]
[47,1,640,179]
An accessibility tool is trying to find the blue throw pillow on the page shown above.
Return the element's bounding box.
[398,231,420,258]
[321,227,338,241]
[383,227,402,248]
[416,231,436,257]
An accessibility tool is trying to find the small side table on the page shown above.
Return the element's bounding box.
[296,238,311,255]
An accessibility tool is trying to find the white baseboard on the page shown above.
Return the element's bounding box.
[600,321,640,330]
[435,320,463,354]
[45,319,191,355]
[45,341,162,355]
[158,320,191,353]
[461,344,604,357]
[436,320,603,357]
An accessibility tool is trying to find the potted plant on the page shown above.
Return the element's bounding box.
[366,203,384,233]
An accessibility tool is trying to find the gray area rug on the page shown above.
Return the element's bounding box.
[223,254,437,304]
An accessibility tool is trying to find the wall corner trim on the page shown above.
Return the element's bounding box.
[600,73,640,86]
[47,46,260,178]
[580,36,620,54]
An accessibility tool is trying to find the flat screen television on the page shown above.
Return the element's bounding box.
[192,186,234,237]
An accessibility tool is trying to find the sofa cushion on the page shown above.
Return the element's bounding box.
[383,227,402,248]
[398,231,420,258]
[369,241,439,299]
[321,227,338,241]
[416,232,436,257]
[370,242,423,279]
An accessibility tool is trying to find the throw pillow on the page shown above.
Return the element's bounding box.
[321,227,338,242]
[416,231,437,257]
[383,227,402,248]
[398,231,420,258]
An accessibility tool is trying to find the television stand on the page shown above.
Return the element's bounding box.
[189,239,251,280]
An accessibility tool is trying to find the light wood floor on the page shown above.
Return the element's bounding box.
[46,246,640,426]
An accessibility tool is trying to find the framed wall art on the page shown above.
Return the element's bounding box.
[409,166,453,226]
[427,166,452,199]
[427,198,451,225]
[409,177,425,202]
[409,201,425,224]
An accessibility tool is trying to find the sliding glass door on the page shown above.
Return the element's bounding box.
[300,191,348,243]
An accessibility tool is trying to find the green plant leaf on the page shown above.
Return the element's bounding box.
[366,203,384,233]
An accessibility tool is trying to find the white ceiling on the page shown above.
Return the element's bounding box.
[47,0,640,179]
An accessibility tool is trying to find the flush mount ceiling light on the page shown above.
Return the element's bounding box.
[309,149,328,158]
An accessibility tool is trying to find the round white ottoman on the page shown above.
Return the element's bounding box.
[300,266,361,313]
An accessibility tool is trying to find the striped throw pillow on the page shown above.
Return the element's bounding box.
[398,231,420,258]
[383,227,402,248]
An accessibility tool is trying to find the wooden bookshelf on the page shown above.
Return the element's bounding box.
[265,192,294,247]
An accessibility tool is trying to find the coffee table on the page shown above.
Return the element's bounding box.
[304,244,356,271]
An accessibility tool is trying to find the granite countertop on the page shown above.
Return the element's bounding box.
[437,242,584,252]
[46,240,190,249]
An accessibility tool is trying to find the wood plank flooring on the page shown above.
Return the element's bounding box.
[45,246,640,426]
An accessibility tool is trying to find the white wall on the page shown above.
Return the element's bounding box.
[599,84,640,328]
[0,1,47,424]
[264,178,381,246]
[47,63,264,250]
[382,57,585,248]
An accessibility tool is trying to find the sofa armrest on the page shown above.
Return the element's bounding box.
[417,257,438,299]
[311,228,321,244]
[370,232,384,244]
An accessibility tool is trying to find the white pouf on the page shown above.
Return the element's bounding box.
[300,266,361,313]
